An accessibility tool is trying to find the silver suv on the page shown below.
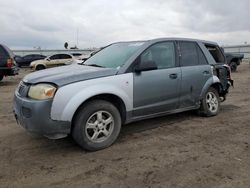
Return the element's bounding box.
[13,38,233,151]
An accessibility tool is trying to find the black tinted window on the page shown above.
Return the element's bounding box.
[60,54,72,59]
[0,46,7,57]
[24,55,32,60]
[197,46,208,65]
[205,44,225,63]
[140,42,175,69]
[180,42,199,66]
[50,54,60,60]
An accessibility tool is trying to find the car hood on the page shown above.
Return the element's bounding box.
[23,64,118,86]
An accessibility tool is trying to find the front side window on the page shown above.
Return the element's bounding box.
[50,54,60,60]
[84,42,144,68]
[140,42,176,69]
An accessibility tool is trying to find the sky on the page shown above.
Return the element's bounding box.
[1,0,250,49]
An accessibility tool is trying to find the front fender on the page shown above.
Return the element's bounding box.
[50,74,133,122]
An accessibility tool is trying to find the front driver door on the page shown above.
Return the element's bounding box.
[133,41,181,117]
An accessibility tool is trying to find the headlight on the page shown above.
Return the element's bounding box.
[28,84,57,100]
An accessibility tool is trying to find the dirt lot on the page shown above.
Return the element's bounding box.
[0,63,250,188]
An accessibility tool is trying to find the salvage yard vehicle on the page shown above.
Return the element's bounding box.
[13,38,233,151]
[225,52,244,72]
[30,53,74,70]
[15,54,46,67]
[0,44,19,82]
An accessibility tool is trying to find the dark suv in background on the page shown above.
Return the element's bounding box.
[15,54,46,67]
[0,44,18,81]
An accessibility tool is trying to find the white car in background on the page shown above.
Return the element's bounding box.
[30,53,76,70]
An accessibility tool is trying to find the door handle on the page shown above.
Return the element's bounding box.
[169,73,178,79]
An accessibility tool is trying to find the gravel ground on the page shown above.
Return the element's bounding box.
[0,62,250,188]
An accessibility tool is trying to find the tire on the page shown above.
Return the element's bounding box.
[230,61,237,72]
[0,75,3,81]
[72,100,121,151]
[36,65,45,71]
[198,87,220,117]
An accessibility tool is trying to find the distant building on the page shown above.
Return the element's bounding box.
[224,45,250,59]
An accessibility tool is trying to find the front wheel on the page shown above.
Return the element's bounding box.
[198,87,220,116]
[0,75,3,81]
[72,100,121,151]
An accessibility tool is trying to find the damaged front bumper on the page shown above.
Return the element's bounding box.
[13,87,71,139]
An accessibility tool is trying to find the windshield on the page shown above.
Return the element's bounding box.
[84,42,145,68]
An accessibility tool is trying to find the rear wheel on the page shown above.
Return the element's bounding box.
[72,100,121,151]
[198,87,220,116]
[36,65,45,71]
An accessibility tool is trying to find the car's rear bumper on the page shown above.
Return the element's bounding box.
[0,66,19,76]
[13,92,71,138]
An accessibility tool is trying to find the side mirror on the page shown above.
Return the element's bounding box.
[135,60,157,72]
[46,57,50,61]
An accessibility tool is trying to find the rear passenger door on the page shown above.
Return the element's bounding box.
[59,54,73,65]
[48,54,61,67]
[178,41,211,108]
[133,42,181,117]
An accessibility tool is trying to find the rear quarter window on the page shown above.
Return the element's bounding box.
[0,46,8,65]
[204,44,225,63]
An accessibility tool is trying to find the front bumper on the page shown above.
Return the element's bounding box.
[13,91,71,137]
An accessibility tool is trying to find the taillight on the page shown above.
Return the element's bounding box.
[6,58,13,68]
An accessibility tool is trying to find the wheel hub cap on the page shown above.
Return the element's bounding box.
[206,92,218,113]
[85,110,114,143]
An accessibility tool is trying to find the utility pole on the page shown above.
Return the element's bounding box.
[76,28,79,48]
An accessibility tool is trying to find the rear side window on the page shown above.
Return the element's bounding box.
[140,42,176,69]
[179,42,199,66]
[204,44,225,63]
